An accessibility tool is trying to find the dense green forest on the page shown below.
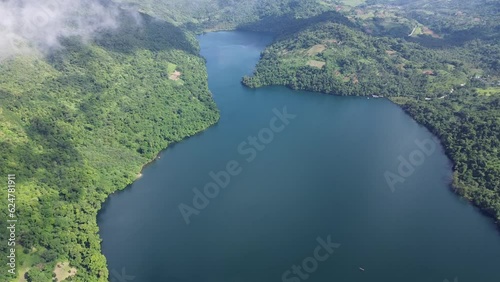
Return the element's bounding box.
[112,0,500,232]
[0,9,218,282]
[242,0,500,226]
[242,20,498,97]
[115,0,345,32]
[1,0,499,281]
[399,94,500,223]
[0,1,352,281]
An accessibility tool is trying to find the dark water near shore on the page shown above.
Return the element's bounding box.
[98,31,500,282]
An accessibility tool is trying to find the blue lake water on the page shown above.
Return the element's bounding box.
[98,31,500,282]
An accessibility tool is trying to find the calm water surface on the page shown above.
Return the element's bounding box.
[98,31,500,282]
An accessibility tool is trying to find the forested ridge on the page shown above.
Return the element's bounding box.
[114,0,343,32]
[0,8,218,282]
[242,0,500,227]
[1,0,324,280]
[399,95,500,222]
[1,0,499,281]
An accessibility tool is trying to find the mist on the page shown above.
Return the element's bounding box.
[0,0,129,60]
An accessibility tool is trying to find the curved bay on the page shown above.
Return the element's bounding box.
[98,31,500,282]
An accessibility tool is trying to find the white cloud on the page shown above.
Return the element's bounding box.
[0,0,125,60]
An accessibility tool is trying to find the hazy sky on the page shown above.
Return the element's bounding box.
[0,0,127,60]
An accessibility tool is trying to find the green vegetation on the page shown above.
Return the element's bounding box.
[401,93,500,223]
[0,11,218,282]
[0,2,346,281]
[339,0,366,6]
[1,0,499,281]
[367,0,500,37]
[242,20,492,97]
[242,0,500,226]
[477,87,500,96]
[116,0,345,32]
[122,0,500,231]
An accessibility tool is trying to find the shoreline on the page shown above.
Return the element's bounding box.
[95,114,220,279]
[392,98,500,230]
[96,28,500,278]
[98,112,220,198]
[243,78,500,229]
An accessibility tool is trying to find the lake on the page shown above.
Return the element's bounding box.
[98,31,500,282]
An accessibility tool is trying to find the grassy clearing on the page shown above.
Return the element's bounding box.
[307,60,326,68]
[54,262,77,282]
[338,0,366,7]
[169,70,182,81]
[306,44,326,56]
[390,97,416,105]
[476,87,500,96]
[166,62,177,73]
[411,26,423,36]
[13,247,40,282]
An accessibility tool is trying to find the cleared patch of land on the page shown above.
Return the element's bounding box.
[18,269,28,282]
[307,44,326,56]
[339,0,366,6]
[169,70,182,81]
[166,62,176,73]
[307,60,326,68]
[54,262,77,282]
[476,87,500,96]
[422,26,441,38]
[390,97,415,105]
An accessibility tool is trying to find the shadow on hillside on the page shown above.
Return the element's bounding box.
[236,10,358,36]
[93,10,198,55]
[24,116,87,203]
[405,26,500,49]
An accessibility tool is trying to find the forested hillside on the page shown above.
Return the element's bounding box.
[1,0,499,281]
[120,0,500,230]
[399,95,500,222]
[242,0,500,225]
[0,9,218,282]
[115,0,344,31]
[1,0,337,281]
[242,21,498,97]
